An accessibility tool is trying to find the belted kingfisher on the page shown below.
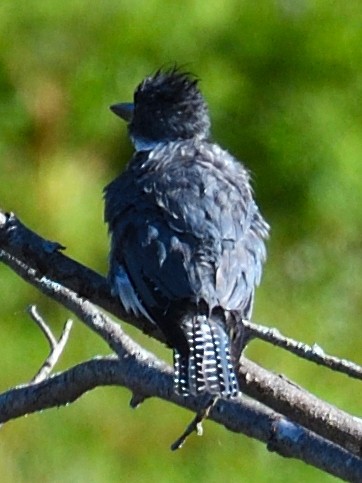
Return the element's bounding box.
[104,68,269,398]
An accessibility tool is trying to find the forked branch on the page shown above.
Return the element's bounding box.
[1,211,362,481]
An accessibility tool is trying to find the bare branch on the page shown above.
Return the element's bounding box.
[28,305,58,347]
[171,395,217,450]
[243,320,362,381]
[0,356,361,481]
[27,305,73,383]
[1,210,362,480]
[0,211,160,340]
[2,212,362,452]
[129,392,148,408]
[267,418,362,482]
[3,241,362,459]
[1,212,362,453]
[238,357,362,456]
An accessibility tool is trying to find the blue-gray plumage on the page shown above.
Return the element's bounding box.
[105,68,269,398]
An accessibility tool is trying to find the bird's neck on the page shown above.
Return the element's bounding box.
[131,134,207,152]
[131,136,166,152]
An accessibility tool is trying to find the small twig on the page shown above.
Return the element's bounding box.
[129,392,148,408]
[28,305,58,347]
[27,305,73,383]
[171,396,218,450]
[243,320,362,381]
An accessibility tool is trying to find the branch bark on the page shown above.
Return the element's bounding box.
[1,356,361,482]
[27,305,73,383]
[243,320,362,381]
[1,211,362,481]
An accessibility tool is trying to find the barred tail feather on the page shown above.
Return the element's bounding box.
[173,315,239,398]
[173,351,189,396]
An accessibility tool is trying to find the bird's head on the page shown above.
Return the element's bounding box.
[110,67,211,151]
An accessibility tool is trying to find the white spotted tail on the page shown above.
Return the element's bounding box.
[173,315,239,398]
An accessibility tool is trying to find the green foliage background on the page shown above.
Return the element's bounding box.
[1,1,361,481]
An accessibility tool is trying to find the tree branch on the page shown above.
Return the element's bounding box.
[1,210,362,480]
[243,320,362,381]
[27,305,73,383]
[170,395,217,450]
[1,354,362,481]
[0,211,159,340]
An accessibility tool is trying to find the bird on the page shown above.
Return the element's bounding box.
[104,68,269,399]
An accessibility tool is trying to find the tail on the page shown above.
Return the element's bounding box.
[173,315,239,398]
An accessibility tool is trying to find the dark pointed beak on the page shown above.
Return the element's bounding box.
[110,102,134,122]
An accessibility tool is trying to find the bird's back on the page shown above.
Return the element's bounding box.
[105,139,268,397]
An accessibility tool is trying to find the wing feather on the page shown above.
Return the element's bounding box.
[105,141,269,321]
